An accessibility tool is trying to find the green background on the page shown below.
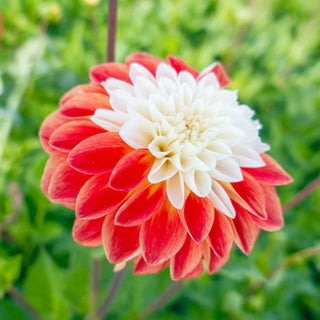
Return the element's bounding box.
[0,0,319,319]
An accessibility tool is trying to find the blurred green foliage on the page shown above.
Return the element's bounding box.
[0,0,319,319]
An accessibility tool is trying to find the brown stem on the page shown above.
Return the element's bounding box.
[96,266,127,319]
[282,175,320,212]
[107,0,118,62]
[138,280,184,320]
[7,287,41,320]
[245,247,320,297]
[91,258,100,315]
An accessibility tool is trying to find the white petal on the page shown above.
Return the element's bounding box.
[156,63,177,82]
[134,76,157,98]
[231,146,265,168]
[210,158,243,182]
[148,136,170,158]
[178,71,196,90]
[119,116,154,149]
[149,94,175,116]
[166,172,185,209]
[184,170,211,197]
[209,180,236,218]
[91,109,129,132]
[103,78,134,94]
[110,89,133,112]
[148,158,177,183]
[127,98,151,119]
[196,72,219,91]
[129,63,155,83]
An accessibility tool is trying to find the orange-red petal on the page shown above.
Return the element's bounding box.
[170,236,203,281]
[243,153,293,186]
[230,202,260,255]
[90,62,130,87]
[125,52,165,75]
[60,93,111,118]
[140,199,187,265]
[102,213,140,264]
[182,193,215,243]
[109,149,154,191]
[76,173,127,219]
[115,183,166,227]
[167,55,199,78]
[72,217,104,247]
[67,132,132,174]
[49,119,105,152]
[208,210,233,258]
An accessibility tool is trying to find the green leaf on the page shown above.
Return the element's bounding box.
[23,250,70,320]
[0,254,22,299]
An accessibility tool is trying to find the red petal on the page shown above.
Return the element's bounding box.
[102,213,140,263]
[49,119,105,152]
[60,84,106,105]
[72,217,104,247]
[109,149,154,191]
[115,183,166,227]
[243,153,293,186]
[125,52,165,75]
[232,171,267,220]
[60,93,111,118]
[39,111,69,153]
[182,193,215,243]
[206,248,230,275]
[90,62,130,87]
[140,199,187,265]
[230,202,260,255]
[199,62,230,88]
[167,56,199,78]
[48,161,92,209]
[170,236,203,280]
[208,210,233,258]
[41,152,67,196]
[67,132,132,174]
[253,185,284,231]
[76,173,127,219]
[184,261,204,279]
[133,257,168,275]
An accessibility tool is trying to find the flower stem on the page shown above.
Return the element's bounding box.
[138,280,184,320]
[96,266,127,319]
[282,175,320,213]
[107,0,118,62]
[91,258,101,316]
[7,287,41,320]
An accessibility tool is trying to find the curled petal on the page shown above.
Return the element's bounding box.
[60,84,106,106]
[41,152,67,196]
[133,257,169,275]
[115,183,166,227]
[232,171,267,220]
[252,185,284,231]
[72,217,105,247]
[68,132,132,174]
[182,193,215,243]
[170,236,203,280]
[125,52,165,75]
[243,153,293,186]
[140,199,187,265]
[60,93,111,118]
[167,55,199,78]
[102,213,140,264]
[230,202,260,255]
[39,111,69,153]
[208,210,233,258]
[90,62,130,87]
[76,173,127,219]
[109,149,154,191]
[48,161,92,209]
[49,120,105,152]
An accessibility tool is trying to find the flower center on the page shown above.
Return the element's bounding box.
[91,62,269,213]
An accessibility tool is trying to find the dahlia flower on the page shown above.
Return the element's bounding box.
[40,52,292,280]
